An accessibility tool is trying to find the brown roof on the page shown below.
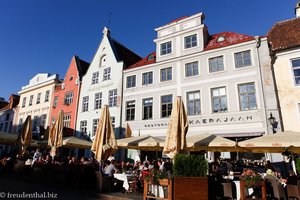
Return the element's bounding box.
[126,52,156,70]
[267,17,300,51]
[205,32,255,51]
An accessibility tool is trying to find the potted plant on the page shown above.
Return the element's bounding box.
[173,154,208,200]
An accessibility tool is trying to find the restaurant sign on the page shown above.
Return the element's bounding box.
[143,113,260,128]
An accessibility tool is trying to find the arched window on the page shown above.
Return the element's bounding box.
[100,55,107,67]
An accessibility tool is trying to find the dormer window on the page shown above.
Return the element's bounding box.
[147,54,155,61]
[69,76,73,81]
[217,36,226,43]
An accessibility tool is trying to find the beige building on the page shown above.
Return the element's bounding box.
[268,3,300,132]
[15,73,60,137]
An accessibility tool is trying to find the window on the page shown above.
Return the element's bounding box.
[5,113,9,121]
[94,92,102,110]
[92,71,99,84]
[41,114,47,128]
[143,98,153,120]
[36,93,41,104]
[103,67,111,81]
[18,118,23,132]
[80,120,87,135]
[22,97,26,108]
[92,119,99,136]
[142,72,153,85]
[63,113,71,128]
[53,96,58,108]
[82,96,89,112]
[32,116,38,131]
[0,123,3,131]
[186,91,201,116]
[217,36,226,43]
[161,95,172,118]
[45,90,50,102]
[292,58,300,85]
[160,41,172,55]
[126,101,135,121]
[209,56,224,73]
[101,55,107,67]
[184,34,197,49]
[126,75,136,88]
[109,89,117,107]
[160,67,172,82]
[111,116,115,129]
[211,87,227,113]
[29,95,33,106]
[235,50,251,68]
[238,82,257,111]
[51,117,56,126]
[4,122,8,132]
[185,61,199,77]
[64,92,73,105]
[69,76,73,81]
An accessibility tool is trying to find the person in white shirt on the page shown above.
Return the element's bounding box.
[31,148,42,166]
[104,160,118,176]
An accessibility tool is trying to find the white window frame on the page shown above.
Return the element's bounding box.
[234,50,252,68]
[126,75,136,88]
[94,92,102,110]
[160,41,172,55]
[103,67,111,81]
[142,98,153,120]
[161,94,173,118]
[211,87,228,113]
[82,96,89,112]
[184,34,198,49]
[185,61,199,77]
[238,82,257,111]
[92,71,99,84]
[209,56,224,73]
[186,90,201,116]
[160,67,172,82]
[291,58,300,86]
[126,100,135,121]
[142,71,153,86]
[63,113,71,128]
[109,89,117,107]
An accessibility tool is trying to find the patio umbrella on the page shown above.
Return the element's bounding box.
[48,110,64,157]
[91,105,118,162]
[19,115,32,155]
[62,136,92,149]
[238,131,300,153]
[125,123,132,138]
[238,131,300,174]
[186,133,239,152]
[117,135,165,151]
[163,96,189,159]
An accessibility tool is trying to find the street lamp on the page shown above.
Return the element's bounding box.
[268,113,278,133]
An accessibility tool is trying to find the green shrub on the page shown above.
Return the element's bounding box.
[296,158,300,174]
[173,154,208,177]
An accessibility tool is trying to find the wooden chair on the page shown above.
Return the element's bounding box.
[265,178,286,200]
[127,175,138,193]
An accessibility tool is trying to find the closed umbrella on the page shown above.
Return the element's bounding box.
[125,123,132,138]
[19,115,32,155]
[91,105,118,162]
[48,110,64,157]
[163,96,189,159]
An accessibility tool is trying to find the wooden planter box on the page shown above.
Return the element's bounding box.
[173,177,208,200]
[143,179,172,200]
[240,180,266,200]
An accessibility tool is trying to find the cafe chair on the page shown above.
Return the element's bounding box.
[265,178,286,200]
[127,175,138,193]
[222,182,234,199]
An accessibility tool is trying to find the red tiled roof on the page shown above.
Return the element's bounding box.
[205,32,255,51]
[126,52,156,70]
[267,17,300,51]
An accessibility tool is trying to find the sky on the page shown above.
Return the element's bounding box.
[0,0,298,100]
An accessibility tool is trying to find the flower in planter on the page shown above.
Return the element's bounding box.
[240,168,263,187]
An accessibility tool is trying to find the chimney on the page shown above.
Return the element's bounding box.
[296,1,300,17]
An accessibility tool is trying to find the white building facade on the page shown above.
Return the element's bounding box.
[76,27,141,142]
[14,73,60,136]
[122,13,280,160]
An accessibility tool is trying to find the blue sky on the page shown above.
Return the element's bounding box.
[0,0,297,100]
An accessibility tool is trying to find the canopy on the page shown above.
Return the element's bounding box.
[186,133,239,152]
[163,96,189,158]
[91,105,118,162]
[117,135,165,151]
[238,131,300,153]
[0,131,19,144]
[62,136,92,149]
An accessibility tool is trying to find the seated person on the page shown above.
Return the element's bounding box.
[103,160,118,176]
[286,170,298,185]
